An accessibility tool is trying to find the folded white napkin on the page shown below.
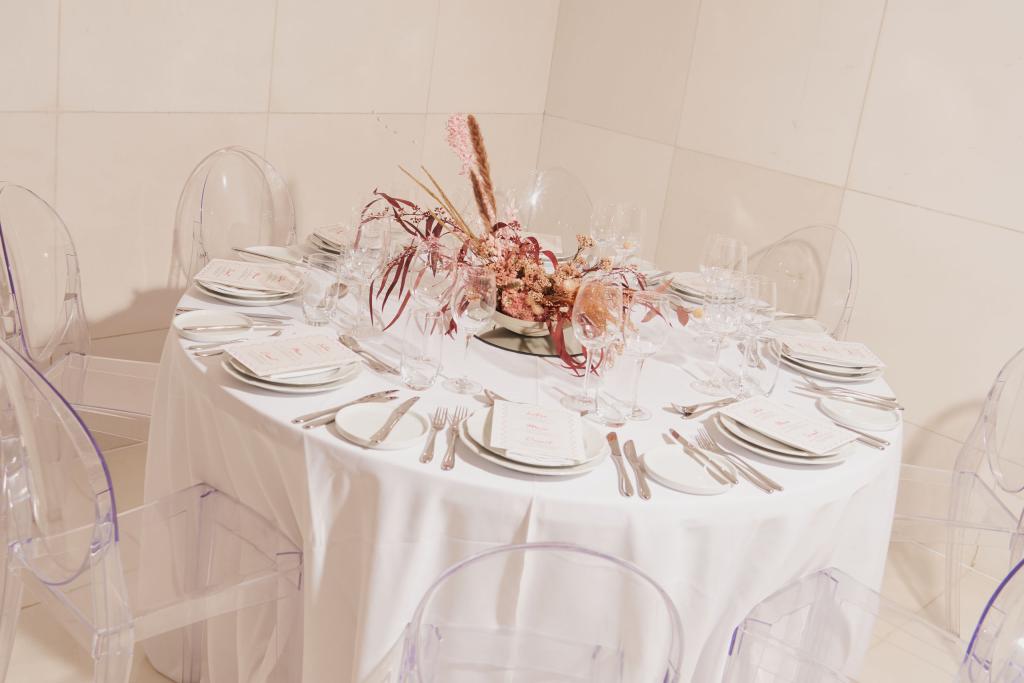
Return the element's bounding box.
[780,336,885,369]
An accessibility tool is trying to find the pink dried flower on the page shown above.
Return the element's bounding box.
[445,114,474,177]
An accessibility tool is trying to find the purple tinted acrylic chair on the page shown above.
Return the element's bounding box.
[0,341,303,682]
[368,542,683,682]
[960,556,1024,681]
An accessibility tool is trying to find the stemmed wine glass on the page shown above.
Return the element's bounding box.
[409,239,457,311]
[444,266,497,394]
[622,290,671,420]
[591,203,646,266]
[560,275,624,412]
[691,269,743,396]
[339,221,390,337]
[699,233,748,278]
[737,275,778,397]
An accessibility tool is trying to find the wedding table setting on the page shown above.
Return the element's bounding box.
[145,116,903,682]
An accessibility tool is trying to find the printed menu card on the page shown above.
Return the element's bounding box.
[227,335,357,378]
[194,259,301,294]
[779,336,885,369]
[721,397,857,455]
[489,401,586,465]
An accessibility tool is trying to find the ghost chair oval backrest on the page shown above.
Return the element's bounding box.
[393,542,684,682]
[754,225,858,340]
[172,146,296,282]
[514,168,593,257]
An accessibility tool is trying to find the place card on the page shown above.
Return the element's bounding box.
[721,397,857,456]
[779,336,885,369]
[489,401,586,465]
[227,334,358,378]
[194,259,301,294]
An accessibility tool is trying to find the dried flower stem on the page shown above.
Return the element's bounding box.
[398,165,476,241]
[466,115,496,222]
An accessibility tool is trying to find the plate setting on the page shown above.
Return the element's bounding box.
[334,400,429,450]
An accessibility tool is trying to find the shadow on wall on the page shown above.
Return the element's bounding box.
[88,286,183,342]
[902,401,983,469]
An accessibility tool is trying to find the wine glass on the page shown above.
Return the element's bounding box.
[699,234,748,276]
[347,222,390,337]
[300,253,340,327]
[691,269,743,396]
[622,290,671,420]
[589,204,622,263]
[444,266,497,394]
[737,275,778,397]
[560,275,624,412]
[409,239,457,311]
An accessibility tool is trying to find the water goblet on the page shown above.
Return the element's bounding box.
[409,239,457,311]
[560,275,624,412]
[622,290,671,420]
[443,266,497,395]
[300,253,340,327]
[691,270,743,396]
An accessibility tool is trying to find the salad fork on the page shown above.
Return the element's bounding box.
[420,408,448,464]
[441,406,469,471]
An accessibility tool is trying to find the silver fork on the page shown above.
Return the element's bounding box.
[420,408,448,464]
[695,427,783,493]
[441,406,469,471]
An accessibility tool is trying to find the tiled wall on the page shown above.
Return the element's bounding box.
[542,0,1024,463]
[0,0,559,339]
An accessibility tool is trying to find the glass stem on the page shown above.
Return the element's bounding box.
[581,348,594,402]
[461,329,473,380]
[712,335,726,385]
[630,356,646,414]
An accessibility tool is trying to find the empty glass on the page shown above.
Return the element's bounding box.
[409,239,457,311]
[300,253,340,326]
[400,309,445,390]
[699,233,748,276]
[591,203,646,266]
[692,270,743,396]
[444,266,497,394]
[347,222,390,337]
[623,290,671,420]
[561,275,624,412]
[736,274,779,397]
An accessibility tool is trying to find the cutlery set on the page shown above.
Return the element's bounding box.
[606,432,651,500]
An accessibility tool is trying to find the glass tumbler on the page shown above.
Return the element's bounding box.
[301,253,340,326]
[400,308,445,390]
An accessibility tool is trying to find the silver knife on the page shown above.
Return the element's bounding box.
[296,392,400,428]
[291,389,400,424]
[605,433,634,498]
[368,397,419,446]
[669,428,738,485]
[623,440,651,500]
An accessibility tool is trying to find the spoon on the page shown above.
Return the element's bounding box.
[670,397,738,419]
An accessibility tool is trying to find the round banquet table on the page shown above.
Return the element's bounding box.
[144,288,902,682]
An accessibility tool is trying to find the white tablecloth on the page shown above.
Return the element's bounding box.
[145,289,902,682]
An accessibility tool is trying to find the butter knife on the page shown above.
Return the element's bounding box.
[623,440,651,500]
[605,432,634,498]
[299,394,400,429]
[291,389,399,424]
[368,397,419,446]
[669,428,738,485]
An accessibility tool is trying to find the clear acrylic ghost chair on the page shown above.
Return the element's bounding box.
[373,542,683,682]
[0,182,156,443]
[172,146,296,281]
[0,341,303,682]
[722,567,967,682]
[892,346,1024,639]
[959,556,1024,681]
[514,168,593,254]
[754,225,858,339]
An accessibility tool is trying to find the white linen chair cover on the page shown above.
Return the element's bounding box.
[0,182,155,440]
[892,346,1024,638]
[754,225,858,339]
[514,168,593,254]
[722,566,966,681]
[0,341,303,682]
[173,146,296,281]
[369,542,683,682]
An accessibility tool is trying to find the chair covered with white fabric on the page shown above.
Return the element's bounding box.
[0,340,303,682]
[514,168,592,256]
[173,146,296,280]
[754,225,858,340]
[722,567,967,681]
[0,182,155,441]
[369,542,683,682]
[892,346,1024,638]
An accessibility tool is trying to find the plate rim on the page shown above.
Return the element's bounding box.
[333,402,429,450]
[818,396,900,432]
[465,407,603,468]
[718,413,840,458]
[460,419,607,476]
[220,356,360,394]
[642,445,734,495]
[715,414,847,466]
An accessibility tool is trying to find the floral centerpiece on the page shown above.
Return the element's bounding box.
[362,114,685,371]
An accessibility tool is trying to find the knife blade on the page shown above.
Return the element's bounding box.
[291,389,400,424]
[296,393,400,428]
[669,428,738,485]
[368,397,419,446]
[623,440,651,500]
[605,432,634,498]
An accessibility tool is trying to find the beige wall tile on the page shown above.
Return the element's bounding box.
[0,113,57,202]
[60,0,275,112]
[657,149,843,271]
[677,0,885,186]
[545,0,699,144]
[849,0,1024,230]
[839,191,1024,442]
[0,1,58,111]
[428,0,559,114]
[56,113,267,337]
[271,0,436,113]
[537,116,673,259]
[266,114,425,234]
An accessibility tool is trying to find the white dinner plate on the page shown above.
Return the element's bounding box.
[642,445,736,495]
[221,357,360,394]
[784,354,881,377]
[717,414,838,458]
[309,233,342,254]
[198,280,299,299]
[460,418,607,476]
[226,356,359,387]
[818,397,901,432]
[465,408,604,468]
[715,415,848,466]
[195,281,299,307]
[174,310,255,342]
[780,355,883,383]
[334,402,429,450]
[235,245,308,266]
[769,318,829,336]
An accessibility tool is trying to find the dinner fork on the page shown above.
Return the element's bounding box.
[420,408,448,464]
[695,427,782,493]
[441,406,469,471]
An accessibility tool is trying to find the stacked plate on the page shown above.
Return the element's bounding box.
[194,261,302,307]
[666,272,708,304]
[459,407,607,476]
[221,355,360,394]
[309,227,345,254]
[775,338,884,383]
[714,414,850,466]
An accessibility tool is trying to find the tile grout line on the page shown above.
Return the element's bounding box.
[419,0,444,154]
[52,0,63,205]
[535,0,564,171]
[262,0,281,155]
